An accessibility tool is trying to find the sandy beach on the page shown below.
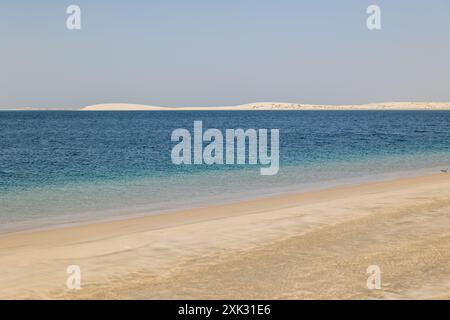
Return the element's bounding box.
[0,173,449,299]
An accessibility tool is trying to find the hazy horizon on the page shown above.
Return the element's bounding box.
[2,0,450,109]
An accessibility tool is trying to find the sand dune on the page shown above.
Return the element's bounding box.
[0,173,449,299]
[81,102,450,111]
[81,103,169,111]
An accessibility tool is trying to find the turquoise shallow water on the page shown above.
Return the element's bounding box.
[0,111,449,231]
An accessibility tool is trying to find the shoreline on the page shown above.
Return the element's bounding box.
[1,163,447,236]
[0,173,449,299]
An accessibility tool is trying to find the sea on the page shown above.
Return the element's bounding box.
[0,110,449,232]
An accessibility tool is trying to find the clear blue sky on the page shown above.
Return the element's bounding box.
[1,0,450,108]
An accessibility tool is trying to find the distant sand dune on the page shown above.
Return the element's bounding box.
[81,103,169,111]
[81,102,450,111]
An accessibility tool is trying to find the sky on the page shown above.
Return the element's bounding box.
[1,0,450,108]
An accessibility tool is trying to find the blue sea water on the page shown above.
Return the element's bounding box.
[0,111,449,232]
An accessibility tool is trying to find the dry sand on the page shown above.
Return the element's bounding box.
[0,173,449,299]
[81,102,450,111]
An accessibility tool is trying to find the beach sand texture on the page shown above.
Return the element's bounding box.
[0,174,449,299]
